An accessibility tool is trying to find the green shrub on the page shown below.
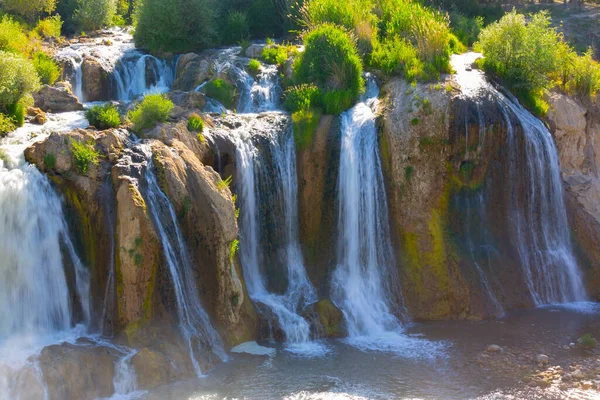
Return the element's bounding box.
[223,10,249,44]
[370,36,423,80]
[127,94,174,133]
[300,0,376,36]
[187,113,204,132]
[134,0,217,53]
[6,103,25,127]
[74,0,117,31]
[2,0,56,20]
[247,0,286,39]
[322,90,354,115]
[33,52,61,85]
[35,16,63,39]
[567,49,600,99]
[44,153,56,169]
[71,139,100,174]
[294,24,364,114]
[0,113,16,137]
[85,103,121,130]
[202,79,235,109]
[284,84,322,112]
[292,108,322,149]
[248,59,261,76]
[261,44,295,68]
[0,16,32,56]
[579,334,598,350]
[450,12,483,46]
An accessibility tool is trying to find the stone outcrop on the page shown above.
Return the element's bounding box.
[173,53,211,92]
[33,83,84,113]
[81,57,111,101]
[546,92,600,299]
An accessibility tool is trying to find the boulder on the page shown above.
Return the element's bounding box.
[173,53,211,92]
[302,299,346,339]
[487,344,503,353]
[130,348,177,390]
[536,354,549,365]
[245,44,265,59]
[38,342,118,400]
[27,107,46,124]
[33,84,84,112]
[81,57,111,101]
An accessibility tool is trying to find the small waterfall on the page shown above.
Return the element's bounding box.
[141,157,226,375]
[112,350,139,397]
[211,117,325,355]
[452,53,587,306]
[331,78,408,350]
[114,53,178,102]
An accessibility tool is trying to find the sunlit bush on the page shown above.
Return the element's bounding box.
[127,94,173,133]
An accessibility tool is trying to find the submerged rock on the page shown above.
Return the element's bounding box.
[487,344,503,353]
[302,299,346,339]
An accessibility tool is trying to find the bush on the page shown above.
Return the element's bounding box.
[0,16,33,55]
[2,0,56,20]
[127,94,173,133]
[33,52,61,85]
[134,0,217,53]
[71,139,100,174]
[0,51,40,108]
[292,108,322,150]
[247,0,286,39]
[74,0,117,31]
[0,113,16,137]
[202,79,235,109]
[35,16,63,39]
[294,24,364,114]
[261,44,296,68]
[284,84,322,112]
[579,334,598,350]
[187,113,204,133]
[370,36,423,80]
[6,103,25,127]
[85,103,121,130]
[248,59,261,76]
[322,89,354,115]
[223,10,249,44]
[450,12,483,46]
[567,49,600,99]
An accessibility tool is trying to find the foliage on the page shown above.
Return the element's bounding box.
[0,51,40,108]
[85,103,121,130]
[6,103,25,127]
[229,239,239,263]
[322,89,354,115]
[33,52,61,85]
[261,44,296,68]
[223,10,249,44]
[294,24,363,114]
[284,83,322,112]
[71,139,100,174]
[187,113,204,132]
[0,16,34,56]
[247,59,261,76]
[218,175,233,191]
[292,108,321,149]
[127,94,173,133]
[203,79,235,109]
[566,49,600,99]
[44,153,56,169]
[0,113,16,137]
[35,15,63,38]
[579,334,598,349]
[450,11,483,46]
[134,0,218,53]
[2,0,56,20]
[74,0,117,31]
[370,36,423,80]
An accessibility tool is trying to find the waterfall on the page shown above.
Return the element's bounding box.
[141,157,226,375]
[452,53,586,306]
[55,29,176,102]
[211,116,326,355]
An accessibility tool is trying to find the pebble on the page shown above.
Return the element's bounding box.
[536,354,549,365]
[487,344,503,353]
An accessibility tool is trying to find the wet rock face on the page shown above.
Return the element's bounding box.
[33,84,84,113]
[39,342,118,400]
[302,299,346,339]
[546,93,600,299]
[173,53,212,91]
[81,57,112,101]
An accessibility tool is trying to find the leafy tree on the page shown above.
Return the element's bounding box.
[74,0,117,31]
[2,0,57,20]
[0,51,40,109]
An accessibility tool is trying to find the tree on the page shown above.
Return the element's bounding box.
[73,0,116,31]
[1,0,57,20]
[0,51,41,108]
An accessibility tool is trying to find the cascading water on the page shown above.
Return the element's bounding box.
[0,112,92,396]
[207,115,326,355]
[55,28,177,102]
[141,155,227,375]
[452,53,586,306]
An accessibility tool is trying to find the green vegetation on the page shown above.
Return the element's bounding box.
[218,175,233,191]
[294,24,364,115]
[187,113,204,133]
[0,113,16,137]
[35,15,63,38]
[229,239,239,263]
[44,153,56,169]
[0,16,35,55]
[476,10,600,113]
[127,94,173,133]
[284,84,322,112]
[292,108,322,150]
[223,10,249,44]
[71,139,100,174]
[33,52,60,85]
[261,44,296,68]
[202,79,235,109]
[579,334,598,349]
[247,59,261,76]
[0,51,41,130]
[85,103,121,130]
[2,0,56,21]
[74,0,117,31]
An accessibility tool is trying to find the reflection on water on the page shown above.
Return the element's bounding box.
[142,304,600,400]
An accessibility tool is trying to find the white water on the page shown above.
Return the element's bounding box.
[142,159,227,375]
[56,28,176,102]
[452,53,586,305]
[332,78,444,356]
[0,112,92,396]
[208,115,326,356]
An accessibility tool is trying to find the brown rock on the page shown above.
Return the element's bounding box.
[81,57,111,101]
[33,84,84,112]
